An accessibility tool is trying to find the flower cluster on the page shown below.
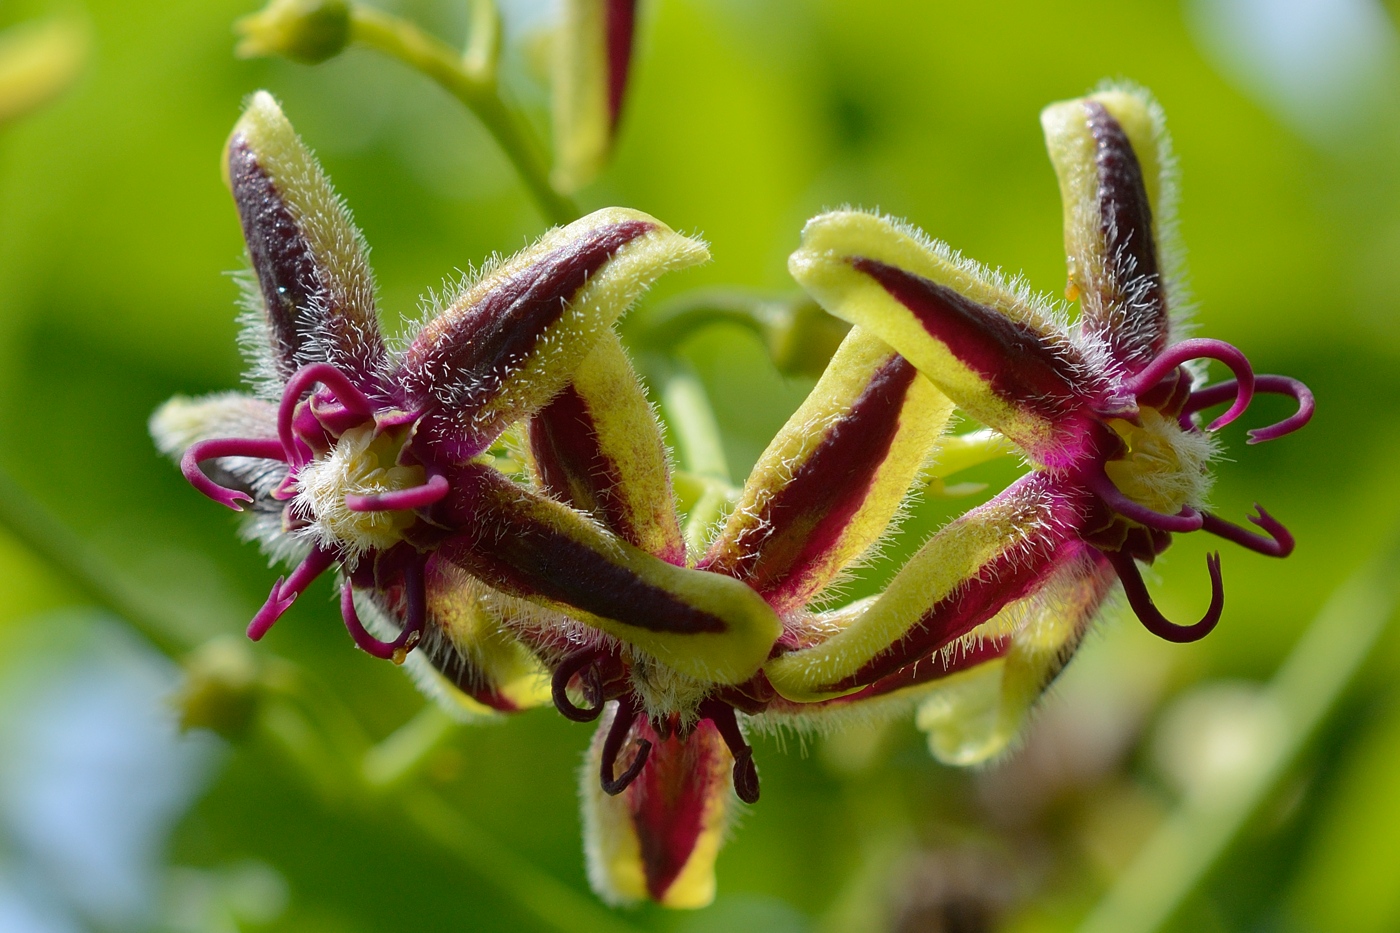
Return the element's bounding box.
[155,85,1311,907]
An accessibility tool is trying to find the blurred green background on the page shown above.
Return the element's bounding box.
[2,0,1399,931]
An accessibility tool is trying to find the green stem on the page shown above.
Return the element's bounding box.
[656,360,729,483]
[361,701,458,791]
[348,4,579,226]
[1076,539,1400,933]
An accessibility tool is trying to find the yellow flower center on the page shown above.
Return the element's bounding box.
[295,424,425,557]
[1104,407,1216,517]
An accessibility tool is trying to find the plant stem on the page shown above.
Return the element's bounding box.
[348,3,579,226]
[1076,538,1400,933]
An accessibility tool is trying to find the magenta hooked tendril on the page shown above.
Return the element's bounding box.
[1183,374,1314,443]
[345,474,451,513]
[277,363,378,469]
[1201,505,1294,558]
[1084,468,1204,533]
[247,543,337,640]
[338,558,426,662]
[181,437,288,510]
[1126,338,1255,431]
[1105,547,1224,643]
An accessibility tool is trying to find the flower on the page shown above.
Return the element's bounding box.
[152,90,785,717]
[780,85,1313,763]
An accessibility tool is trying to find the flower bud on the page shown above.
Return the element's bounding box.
[173,637,262,740]
[235,0,351,65]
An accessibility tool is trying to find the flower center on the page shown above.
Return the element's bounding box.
[1104,407,1216,517]
[295,424,425,556]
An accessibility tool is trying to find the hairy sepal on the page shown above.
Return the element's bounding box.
[763,473,1085,702]
[1041,86,1179,368]
[789,210,1097,468]
[529,332,686,565]
[702,327,952,613]
[915,549,1115,764]
[398,208,708,463]
[225,91,385,388]
[435,463,781,685]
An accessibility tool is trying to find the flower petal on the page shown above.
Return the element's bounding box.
[398,208,708,463]
[790,210,1099,468]
[433,463,781,685]
[528,333,686,565]
[915,549,1116,764]
[582,707,731,908]
[763,473,1088,702]
[1041,86,1177,369]
[551,0,637,194]
[226,91,386,388]
[701,327,953,613]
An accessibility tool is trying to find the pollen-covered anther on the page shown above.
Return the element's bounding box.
[1103,407,1216,519]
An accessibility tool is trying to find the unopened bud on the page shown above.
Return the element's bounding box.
[174,637,262,739]
[235,0,350,65]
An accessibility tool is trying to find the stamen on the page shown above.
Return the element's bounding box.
[600,699,651,796]
[345,474,451,513]
[1183,375,1314,444]
[181,437,287,510]
[1201,505,1294,558]
[703,700,760,804]
[338,561,425,664]
[1104,547,1224,643]
[551,648,606,723]
[1126,339,1255,431]
[1084,469,1205,533]
[247,544,337,640]
[278,363,377,468]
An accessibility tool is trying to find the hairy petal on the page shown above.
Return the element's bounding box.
[790,210,1099,468]
[763,473,1089,701]
[551,0,637,194]
[1042,86,1177,368]
[702,327,953,613]
[582,710,732,908]
[432,463,781,685]
[914,548,1116,764]
[529,333,685,565]
[226,90,386,388]
[398,208,708,463]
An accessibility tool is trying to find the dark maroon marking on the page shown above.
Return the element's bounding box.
[396,221,654,460]
[605,0,637,130]
[227,137,386,384]
[1084,101,1168,366]
[628,717,721,899]
[531,387,637,541]
[700,355,917,609]
[821,528,1074,694]
[1105,547,1223,643]
[838,635,1011,701]
[551,647,607,722]
[1201,505,1294,558]
[853,259,1085,420]
[437,464,726,635]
